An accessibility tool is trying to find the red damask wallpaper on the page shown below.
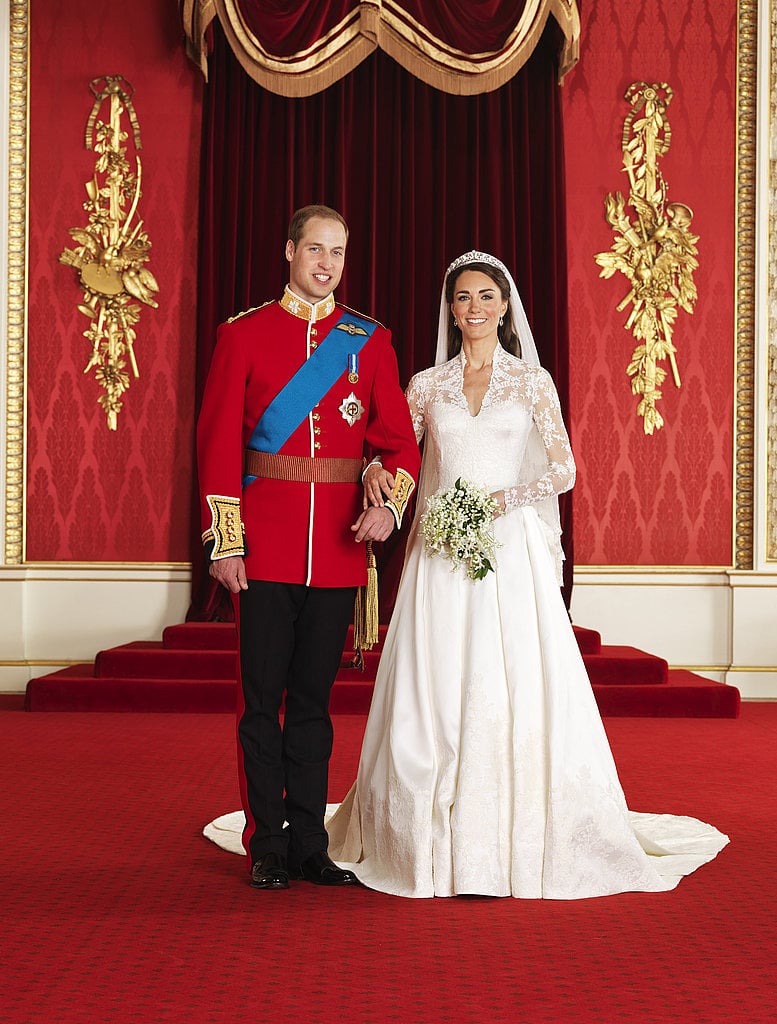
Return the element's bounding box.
[25,1,202,562]
[562,1,736,566]
[24,1,736,568]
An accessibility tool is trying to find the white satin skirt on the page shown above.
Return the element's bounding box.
[206,508,729,898]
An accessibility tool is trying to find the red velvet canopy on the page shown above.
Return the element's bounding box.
[183,3,578,616]
[182,0,580,95]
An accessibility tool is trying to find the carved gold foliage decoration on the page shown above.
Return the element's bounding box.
[595,82,698,435]
[59,76,159,430]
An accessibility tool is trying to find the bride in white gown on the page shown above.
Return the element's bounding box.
[205,251,728,897]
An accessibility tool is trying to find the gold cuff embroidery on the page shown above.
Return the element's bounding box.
[385,467,415,529]
[205,495,245,558]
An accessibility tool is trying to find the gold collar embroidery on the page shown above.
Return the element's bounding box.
[280,286,335,322]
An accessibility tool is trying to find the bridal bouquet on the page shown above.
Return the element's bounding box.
[420,478,500,581]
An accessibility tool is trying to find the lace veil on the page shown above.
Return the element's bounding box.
[419,249,564,582]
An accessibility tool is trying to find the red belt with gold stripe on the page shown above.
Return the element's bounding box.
[243,449,362,484]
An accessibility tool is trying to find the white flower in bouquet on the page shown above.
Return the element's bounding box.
[420,477,501,581]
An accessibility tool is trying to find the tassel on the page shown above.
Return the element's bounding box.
[364,541,379,646]
[353,540,379,664]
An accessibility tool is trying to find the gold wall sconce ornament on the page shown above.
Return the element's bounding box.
[59,75,159,430]
[594,82,699,435]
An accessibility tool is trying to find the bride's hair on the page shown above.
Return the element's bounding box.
[443,261,521,361]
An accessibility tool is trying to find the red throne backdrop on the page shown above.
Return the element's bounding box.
[23,1,735,571]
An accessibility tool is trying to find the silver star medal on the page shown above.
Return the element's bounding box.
[339,391,364,427]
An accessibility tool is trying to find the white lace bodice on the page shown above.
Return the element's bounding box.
[406,345,575,513]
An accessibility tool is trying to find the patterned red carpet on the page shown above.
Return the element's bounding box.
[1,705,774,1024]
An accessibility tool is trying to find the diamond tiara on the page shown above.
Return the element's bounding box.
[445,250,508,279]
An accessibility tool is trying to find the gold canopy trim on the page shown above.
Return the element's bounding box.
[181,0,581,96]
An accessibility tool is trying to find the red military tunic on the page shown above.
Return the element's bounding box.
[197,287,420,587]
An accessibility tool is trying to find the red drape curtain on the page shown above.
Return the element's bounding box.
[229,0,537,54]
[183,0,581,91]
[189,20,572,619]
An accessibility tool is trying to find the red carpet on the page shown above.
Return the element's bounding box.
[25,621,740,717]
[0,704,773,1023]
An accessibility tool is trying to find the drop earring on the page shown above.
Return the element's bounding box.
[498,315,504,327]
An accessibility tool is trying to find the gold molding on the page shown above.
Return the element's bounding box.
[670,665,729,672]
[735,0,757,570]
[767,0,777,560]
[4,1,28,565]
[725,665,777,673]
[4,562,193,575]
[0,659,82,667]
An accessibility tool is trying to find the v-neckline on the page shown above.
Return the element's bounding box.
[460,348,495,418]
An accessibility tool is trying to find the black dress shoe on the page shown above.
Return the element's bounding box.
[288,850,359,886]
[250,852,290,890]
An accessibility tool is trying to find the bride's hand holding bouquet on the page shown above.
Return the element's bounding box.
[420,477,501,581]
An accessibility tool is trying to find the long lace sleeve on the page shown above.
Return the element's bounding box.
[405,374,427,445]
[504,368,576,512]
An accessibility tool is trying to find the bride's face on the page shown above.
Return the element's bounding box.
[450,271,508,345]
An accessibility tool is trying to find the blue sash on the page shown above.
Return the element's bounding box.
[243,311,377,485]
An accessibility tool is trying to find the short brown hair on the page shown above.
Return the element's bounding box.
[287,205,349,246]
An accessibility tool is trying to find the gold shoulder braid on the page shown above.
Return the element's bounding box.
[226,300,272,324]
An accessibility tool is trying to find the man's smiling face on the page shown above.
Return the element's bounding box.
[285,216,347,304]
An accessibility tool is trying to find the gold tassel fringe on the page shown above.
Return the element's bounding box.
[353,540,379,660]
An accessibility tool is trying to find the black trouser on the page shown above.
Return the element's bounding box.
[237,580,356,865]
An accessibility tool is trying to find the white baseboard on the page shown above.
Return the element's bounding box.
[0,565,192,692]
[571,567,777,700]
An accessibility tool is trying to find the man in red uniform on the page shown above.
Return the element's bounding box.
[197,205,419,890]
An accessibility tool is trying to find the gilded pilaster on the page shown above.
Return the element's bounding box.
[4,0,28,565]
[767,0,777,561]
[735,0,757,570]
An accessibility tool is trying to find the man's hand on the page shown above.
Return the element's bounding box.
[363,462,395,510]
[351,505,395,543]
[209,554,248,593]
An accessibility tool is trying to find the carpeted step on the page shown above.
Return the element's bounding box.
[24,665,237,713]
[24,620,738,717]
[583,646,668,685]
[344,623,390,650]
[95,642,237,679]
[337,650,382,677]
[338,645,667,688]
[594,670,740,717]
[24,663,738,717]
[161,621,603,656]
[329,670,740,717]
[573,625,601,654]
[328,679,374,714]
[94,638,646,685]
[163,622,237,650]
